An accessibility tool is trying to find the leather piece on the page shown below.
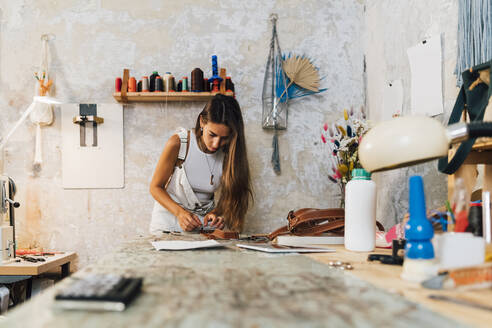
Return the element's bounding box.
[202,229,239,240]
[268,208,345,240]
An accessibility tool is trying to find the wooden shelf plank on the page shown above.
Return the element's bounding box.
[113,91,234,103]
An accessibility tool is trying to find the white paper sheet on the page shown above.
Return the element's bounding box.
[151,240,223,251]
[407,35,443,116]
[236,243,335,253]
[382,79,403,119]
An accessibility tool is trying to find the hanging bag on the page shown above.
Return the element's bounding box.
[438,61,492,174]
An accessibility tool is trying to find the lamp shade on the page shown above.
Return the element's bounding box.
[359,116,450,172]
[0,96,62,150]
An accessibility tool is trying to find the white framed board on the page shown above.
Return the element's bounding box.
[61,104,124,189]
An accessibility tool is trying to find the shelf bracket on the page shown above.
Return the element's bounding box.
[121,68,129,103]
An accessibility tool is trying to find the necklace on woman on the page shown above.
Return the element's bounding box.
[204,153,217,185]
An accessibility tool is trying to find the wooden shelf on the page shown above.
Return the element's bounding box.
[113,91,234,103]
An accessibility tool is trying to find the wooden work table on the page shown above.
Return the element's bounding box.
[0,252,76,301]
[0,235,479,327]
[0,252,76,276]
[307,246,492,327]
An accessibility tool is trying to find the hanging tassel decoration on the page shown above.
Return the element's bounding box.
[455,0,492,86]
[272,130,280,174]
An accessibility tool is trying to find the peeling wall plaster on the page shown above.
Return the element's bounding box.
[0,0,365,267]
[365,0,458,226]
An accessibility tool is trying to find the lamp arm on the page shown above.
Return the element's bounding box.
[468,121,492,138]
[0,102,37,150]
[447,121,492,144]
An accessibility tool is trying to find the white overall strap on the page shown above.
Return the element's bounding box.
[176,128,188,161]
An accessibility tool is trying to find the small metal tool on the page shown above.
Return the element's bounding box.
[429,294,492,312]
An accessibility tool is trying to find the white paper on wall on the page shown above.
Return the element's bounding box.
[61,104,124,189]
[407,35,443,116]
[382,79,403,119]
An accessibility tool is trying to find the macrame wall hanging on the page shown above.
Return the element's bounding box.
[262,14,288,174]
[455,0,492,86]
[30,34,55,169]
[262,14,325,174]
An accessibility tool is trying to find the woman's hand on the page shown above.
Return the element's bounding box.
[204,213,225,229]
[176,209,202,231]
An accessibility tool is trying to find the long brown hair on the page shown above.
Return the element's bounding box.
[195,94,253,231]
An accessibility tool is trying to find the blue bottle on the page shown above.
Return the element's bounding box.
[401,175,437,282]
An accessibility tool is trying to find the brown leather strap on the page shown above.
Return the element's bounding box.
[291,218,345,236]
[288,208,344,230]
[268,208,345,240]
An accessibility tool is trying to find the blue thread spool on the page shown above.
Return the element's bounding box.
[209,55,223,92]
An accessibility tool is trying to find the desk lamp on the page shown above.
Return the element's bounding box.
[0,96,61,264]
[358,116,492,173]
[359,116,492,281]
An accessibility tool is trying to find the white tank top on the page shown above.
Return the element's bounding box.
[183,131,224,203]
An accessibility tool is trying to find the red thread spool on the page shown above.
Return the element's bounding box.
[211,79,219,92]
[115,77,122,92]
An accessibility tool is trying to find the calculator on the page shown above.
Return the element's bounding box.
[54,274,143,311]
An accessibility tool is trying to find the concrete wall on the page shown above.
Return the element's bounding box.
[365,0,458,226]
[0,0,366,267]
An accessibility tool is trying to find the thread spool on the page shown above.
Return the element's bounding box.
[142,76,149,92]
[115,77,122,92]
[168,76,175,91]
[163,72,175,92]
[128,77,137,92]
[191,68,204,92]
[211,79,220,92]
[225,76,235,92]
[203,78,209,91]
[137,80,142,92]
[177,80,182,92]
[182,77,188,92]
[155,76,164,92]
[149,71,159,92]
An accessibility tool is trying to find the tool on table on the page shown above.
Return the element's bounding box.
[428,294,492,312]
[55,274,143,312]
[368,254,403,265]
[0,175,19,264]
[73,104,104,147]
[16,249,59,256]
[422,264,492,290]
[368,239,406,266]
[19,255,45,263]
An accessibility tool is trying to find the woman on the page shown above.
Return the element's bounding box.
[149,94,253,234]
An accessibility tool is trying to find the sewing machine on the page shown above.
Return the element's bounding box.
[0,175,19,264]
